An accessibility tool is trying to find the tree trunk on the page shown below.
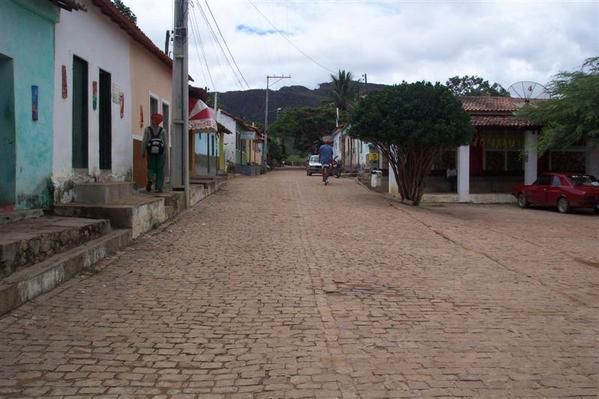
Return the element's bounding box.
[380,143,439,206]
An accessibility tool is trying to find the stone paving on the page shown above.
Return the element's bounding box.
[0,170,598,398]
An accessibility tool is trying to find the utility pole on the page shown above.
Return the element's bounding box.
[172,0,189,207]
[264,75,290,162]
[362,73,368,95]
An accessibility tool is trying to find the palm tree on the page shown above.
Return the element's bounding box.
[330,70,358,112]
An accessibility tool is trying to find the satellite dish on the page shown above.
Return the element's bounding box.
[508,81,549,102]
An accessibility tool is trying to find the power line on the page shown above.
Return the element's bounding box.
[188,6,216,90]
[203,0,250,88]
[187,7,208,87]
[246,0,334,74]
[195,0,246,90]
[190,3,228,90]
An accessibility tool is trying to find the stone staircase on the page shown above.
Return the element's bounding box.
[54,182,167,239]
[54,179,226,238]
[0,216,130,315]
[1,179,229,315]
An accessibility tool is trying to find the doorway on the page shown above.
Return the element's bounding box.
[0,54,16,208]
[162,102,170,180]
[72,56,89,168]
[99,69,112,170]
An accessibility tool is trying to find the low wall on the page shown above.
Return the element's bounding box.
[424,175,523,194]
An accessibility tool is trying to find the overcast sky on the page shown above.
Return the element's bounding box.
[125,0,599,93]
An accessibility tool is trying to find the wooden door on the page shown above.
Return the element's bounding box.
[0,54,15,208]
[99,69,112,170]
[72,56,89,168]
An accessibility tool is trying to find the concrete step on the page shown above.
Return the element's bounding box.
[54,196,167,239]
[0,209,44,225]
[73,182,135,205]
[0,229,131,316]
[0,217,111,278]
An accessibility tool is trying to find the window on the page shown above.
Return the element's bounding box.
[150,95,158,116]
[534,175,551,185]
[551,176,561,187]
[483,131,523,172]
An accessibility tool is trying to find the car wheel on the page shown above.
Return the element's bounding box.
[557,197,570,214]
[517,193,529,208]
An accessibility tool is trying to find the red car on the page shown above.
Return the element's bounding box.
[512,173,599,213]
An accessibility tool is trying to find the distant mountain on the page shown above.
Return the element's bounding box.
[213,82,388,125]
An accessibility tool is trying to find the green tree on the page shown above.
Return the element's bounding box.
[112,0,137,24]
[330,70,359,121]
[266,137,285,165]
[517,57,599,153]
[350,82,474,205]
[269,106,337,156]
[446,75,509,97]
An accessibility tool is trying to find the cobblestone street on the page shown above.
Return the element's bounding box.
[1,171,598,398]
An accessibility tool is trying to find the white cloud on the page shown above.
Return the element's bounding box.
[123,0,599,92]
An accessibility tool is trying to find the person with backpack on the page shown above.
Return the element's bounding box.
[142,113,166,192]
[318,138,334,185]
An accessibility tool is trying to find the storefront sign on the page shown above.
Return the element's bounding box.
[240,131,255,140]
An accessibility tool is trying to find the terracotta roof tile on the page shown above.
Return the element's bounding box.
[459,96,535,112]
[469,115,541,128]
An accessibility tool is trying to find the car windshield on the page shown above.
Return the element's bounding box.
[567,175,599,186]
[309,155,320,163]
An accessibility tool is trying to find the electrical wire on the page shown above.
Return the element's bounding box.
[190,3,228,89]
[246,0,334,74]
[203,0,250,88]
[195,0,246,90]
[188,5,216,90]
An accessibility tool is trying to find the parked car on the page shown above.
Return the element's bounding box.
[512,173,599,213]
[306,155,322,176]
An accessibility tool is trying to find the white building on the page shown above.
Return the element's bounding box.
[52,0,133,203]
[217,110,238,166]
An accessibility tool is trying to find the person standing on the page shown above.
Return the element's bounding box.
[142,113,166,193]
[318,139,334,185]
[446,163,457,193]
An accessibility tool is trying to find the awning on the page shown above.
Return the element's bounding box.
[189,97,217,133]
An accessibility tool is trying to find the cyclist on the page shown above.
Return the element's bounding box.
[318,139,334,185]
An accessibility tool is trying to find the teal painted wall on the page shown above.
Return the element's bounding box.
[0,0,58,209]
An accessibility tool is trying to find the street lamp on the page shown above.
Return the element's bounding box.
[264,75,290,161]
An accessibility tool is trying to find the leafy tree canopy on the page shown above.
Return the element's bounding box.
[446,75,509,97]
[112,0,137,24]
[517,57,599,153]
[351,82,474,205]
[269,105,336,156]
[330,70,359,112]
